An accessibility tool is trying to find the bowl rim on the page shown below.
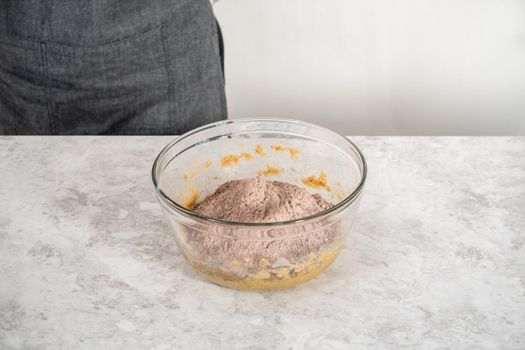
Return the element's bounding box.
[151,118,367,227]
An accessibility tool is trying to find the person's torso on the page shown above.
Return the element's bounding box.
[0,0,227,135]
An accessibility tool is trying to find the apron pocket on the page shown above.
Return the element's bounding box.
[44,26,171,134]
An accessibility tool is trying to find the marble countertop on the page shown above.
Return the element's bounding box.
[0,136,524,350]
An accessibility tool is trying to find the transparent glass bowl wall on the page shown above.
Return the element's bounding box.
[152,119,366,290]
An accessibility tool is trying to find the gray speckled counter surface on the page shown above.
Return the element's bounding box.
[0,137,524,350]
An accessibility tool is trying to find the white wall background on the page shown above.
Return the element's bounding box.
[214,0,525,135]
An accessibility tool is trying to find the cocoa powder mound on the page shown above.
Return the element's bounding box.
[194,177,331,223]
[181,177,343,279]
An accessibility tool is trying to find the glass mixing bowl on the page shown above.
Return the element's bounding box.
[152,118,366,291]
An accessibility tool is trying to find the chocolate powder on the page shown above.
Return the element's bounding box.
[178,177,343,282]
[193,177,332,223]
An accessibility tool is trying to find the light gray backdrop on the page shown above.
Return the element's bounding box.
[214,0,525,135]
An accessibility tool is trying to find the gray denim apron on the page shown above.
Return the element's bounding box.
[0,0,227,135]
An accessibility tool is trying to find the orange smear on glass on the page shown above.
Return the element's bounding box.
[183,172,198,182]
[204,160,212,170]
[183,188,199,209]
[257,164,283,176]
[271,145,299,159]
[240,152,253,160]
[220,154,240,167]
[255,144,266,156]
[302,172,331,191]
[221,152,253,167]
